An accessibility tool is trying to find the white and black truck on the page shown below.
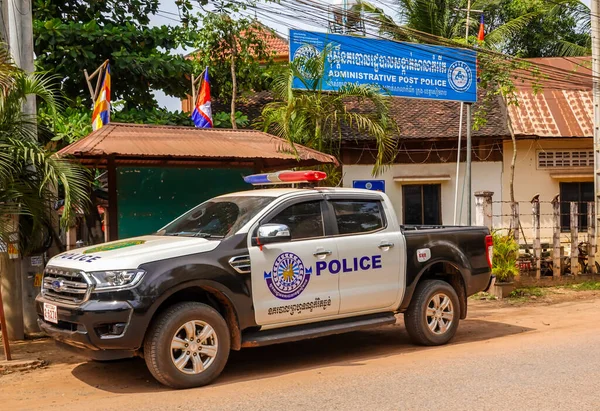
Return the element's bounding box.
[36,171,494,389]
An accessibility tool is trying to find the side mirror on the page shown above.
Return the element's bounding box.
[252,223,291,246]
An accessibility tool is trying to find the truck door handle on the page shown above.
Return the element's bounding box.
[378,242,394,250]
[313,250,332,258]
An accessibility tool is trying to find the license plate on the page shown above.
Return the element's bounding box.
[43,302,58,324]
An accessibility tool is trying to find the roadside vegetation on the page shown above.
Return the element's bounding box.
[471,281,600,303]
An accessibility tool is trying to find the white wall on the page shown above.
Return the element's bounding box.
[342,162,503,226]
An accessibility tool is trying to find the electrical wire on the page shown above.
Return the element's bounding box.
[180,0,595,90]
[264,0,596,85]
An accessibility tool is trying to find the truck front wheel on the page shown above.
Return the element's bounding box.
[404,280,460,346]
[144,302,231,389]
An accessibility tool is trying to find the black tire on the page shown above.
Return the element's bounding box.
[144,302,230,389]
[404,279,460,346]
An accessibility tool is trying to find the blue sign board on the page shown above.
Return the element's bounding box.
[290,30,477,103]
[353,180,385,192]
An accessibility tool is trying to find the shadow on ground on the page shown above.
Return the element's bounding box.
[69,317,534,394]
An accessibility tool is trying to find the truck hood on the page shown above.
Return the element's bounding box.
[47,235,221,271]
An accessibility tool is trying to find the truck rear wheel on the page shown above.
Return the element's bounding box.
[404,280,460,346]
[144,302,230,389]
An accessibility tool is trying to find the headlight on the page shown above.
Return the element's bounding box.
[89,270,145,291]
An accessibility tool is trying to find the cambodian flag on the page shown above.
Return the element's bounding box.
[191,68,213,128]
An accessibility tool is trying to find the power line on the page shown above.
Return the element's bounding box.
[272,0,597,85]
[179,0,596,89]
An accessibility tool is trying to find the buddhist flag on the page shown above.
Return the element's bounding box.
[191,68,213,128]
[92,62,111,131]
[478,14,485,42]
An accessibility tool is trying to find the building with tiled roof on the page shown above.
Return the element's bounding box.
[498,56,593,242]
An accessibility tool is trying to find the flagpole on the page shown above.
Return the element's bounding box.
[454,3,483,225]
[83,59,110,101]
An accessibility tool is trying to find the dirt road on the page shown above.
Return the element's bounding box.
[3,294,600,410]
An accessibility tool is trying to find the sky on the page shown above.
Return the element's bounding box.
[151,0,592,111]
[151,0,391,110]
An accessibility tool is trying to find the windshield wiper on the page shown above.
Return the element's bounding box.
[164,231,196,237]
[163,231,223,238]
[193,232,224,239]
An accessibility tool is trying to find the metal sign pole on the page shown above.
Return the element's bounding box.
[453,104,464,225]
[454,0,482,226]
[466,103,473,226]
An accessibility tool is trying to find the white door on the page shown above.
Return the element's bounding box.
[329,198,403,314]
[249,198,340,327]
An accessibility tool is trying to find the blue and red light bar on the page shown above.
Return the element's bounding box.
[243,170,327,185]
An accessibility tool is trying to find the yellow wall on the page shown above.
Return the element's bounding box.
[501,138,593,243]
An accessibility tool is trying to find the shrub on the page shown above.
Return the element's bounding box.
[492,232,520,283]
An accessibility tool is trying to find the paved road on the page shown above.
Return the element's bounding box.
[3,297,600,410]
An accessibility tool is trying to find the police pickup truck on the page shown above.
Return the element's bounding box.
[36,170,493,389]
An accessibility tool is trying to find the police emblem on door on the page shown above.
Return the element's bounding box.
[264,252,312,300]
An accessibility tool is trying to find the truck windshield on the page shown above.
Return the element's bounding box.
[157,196,274,238]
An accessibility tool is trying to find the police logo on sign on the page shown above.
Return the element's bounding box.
[264,252,312,300]
[293,44,319,80]
[447,61,472,93]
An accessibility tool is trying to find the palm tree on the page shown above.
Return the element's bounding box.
[0,46,90,252]
[258,46,398,179]
[357,0,541,50]
[552,0,591,56]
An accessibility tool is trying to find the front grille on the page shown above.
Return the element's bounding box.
[42,266,92,305]
[229,255,251,274]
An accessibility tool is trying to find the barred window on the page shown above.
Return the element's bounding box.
[538,150,593,168]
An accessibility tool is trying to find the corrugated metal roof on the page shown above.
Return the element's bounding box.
[509,57,593,138]
[58,123,338,168]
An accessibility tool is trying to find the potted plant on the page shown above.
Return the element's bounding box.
[490,232,520,298]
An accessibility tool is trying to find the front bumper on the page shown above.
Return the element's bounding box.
[36,294,147,360]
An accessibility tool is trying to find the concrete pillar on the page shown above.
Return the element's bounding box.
[21,254,43,335]
[474,191,494,231]
[531,195,541,279]
[588,202,596,274]
[552,195,561,278]
[0,215,24,340]
[571,202,579,275]
[66,225,77,250]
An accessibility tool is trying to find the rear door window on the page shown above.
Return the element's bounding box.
[330,200,385,235]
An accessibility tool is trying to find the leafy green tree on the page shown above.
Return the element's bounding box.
[39,99,92,148]
[482,0,590,57]
[358,0,589,57]
[258,47,398,179]
[192,10,275,128]
[33,0,198,110]
[0,48,90,251]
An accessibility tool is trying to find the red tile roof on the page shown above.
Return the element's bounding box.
[186,25,288,61]
[58,123,337,169]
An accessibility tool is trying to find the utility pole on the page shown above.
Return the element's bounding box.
[592,0,600,259]
[1,0,37,342]
[454,0,482,226]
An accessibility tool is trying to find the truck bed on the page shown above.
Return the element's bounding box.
[401,224,492,299]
